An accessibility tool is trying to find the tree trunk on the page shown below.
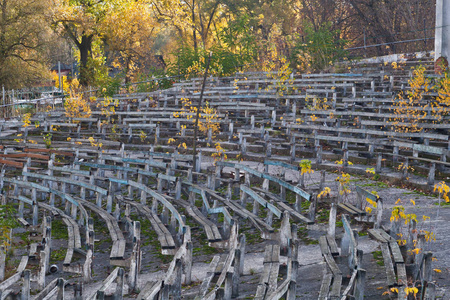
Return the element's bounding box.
[192,0,197,52]
[78,35,93,86]
[125,55,132,84]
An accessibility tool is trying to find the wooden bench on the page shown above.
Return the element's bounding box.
[368,228,407,289]
[254,242,281,299]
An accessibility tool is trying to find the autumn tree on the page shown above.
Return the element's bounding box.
[347,0,436,55]
[0,0,52,89]
[101,0,159,83]
[51,0,115,86]
[152,0,223,50]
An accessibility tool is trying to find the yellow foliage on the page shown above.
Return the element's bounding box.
[211,142,227,163]
[366,198,377,208]
[65,94,92,119]
[139,131,147,143]
[174,98,221,137]
[391,65,450,133]
[434,181,450,202]
[88,137,102,148]
[22,113,31,127]
[336,173,351,195]
[299,159,314,175]
[405,287,418,297]
[96,97,119,119]
[318,187,331,199]
[408,248,421,255]
[365,168,375,174]
[52,71,71,94]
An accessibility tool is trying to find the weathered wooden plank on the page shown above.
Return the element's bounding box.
[5,178,79,207]
[96,267,119,294]
[389,241,404,264]
[345,203,366,216]
[0,271,22,291]
[216,161,311,201]
[377,229,396,243]
[267,261,280,295]
[17,256,28,273]
[396,262,407,286]
[368,229,388,243]
[272,200,314,225]
[380,243,396,287]
[195,256,220,299]
[319,236,330,255]
[24,172,108,195]
[341,269,357,298]
[0,158,23,168]
[323,253,342,276]
[127,201,176,250]
[337,203,359,216]
[318,273,332,300]
[136,280,161,299]
[80,200,126,259]
[24,148,74,157]
[329,274,342,298]
[264,160,299,171]
[242,185,282,218]
[127,179,186,229]
[0,153,49,160]
[186,206,222,242]
[34,278,60,300]
[326,236,340,256]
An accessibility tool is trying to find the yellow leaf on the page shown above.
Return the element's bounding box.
[434,268,442,273]
[410,199,415,205]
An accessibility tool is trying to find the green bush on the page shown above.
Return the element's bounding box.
[168,45,252,78]
[292,22,347,72]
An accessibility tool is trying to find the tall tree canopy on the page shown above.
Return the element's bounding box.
[0,0,52,89]
[0,0,438,88]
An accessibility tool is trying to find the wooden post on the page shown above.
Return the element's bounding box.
[376,153,382,174]
[224,271,233,300]
[316,146,322,164]
[32,201,38,226]
[56,278,65,300]
[232,249,241,297]
[83,246,93,282]
[354,269,366,300]
[0,247,5,281]
[184,241,193,285]
[38,250,47,290]
[74,283,83,300]
[115,268,124,300]
[280,211,292,255]
[328,203,337,238]
[375,199,383,229]
[129,221,141,291]
[427,162,436,185]
[22,269,31,300]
